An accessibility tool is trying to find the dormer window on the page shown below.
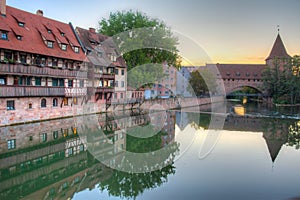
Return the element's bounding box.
[18,22,25,27]
[61,32,65,37]
[61,44,67,51]
[47,41,54,48]
[47,29,52,34]
[16,35,22,40]
[74,46,79,53]
[1,31,8,40]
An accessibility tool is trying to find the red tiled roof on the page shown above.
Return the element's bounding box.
[0,6,86,61]
[215,63,266,79]
[266,33,291,60]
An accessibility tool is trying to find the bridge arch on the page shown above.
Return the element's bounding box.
[223,80,264,96]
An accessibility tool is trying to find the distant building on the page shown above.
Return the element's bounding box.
[176,66,198,97]
[75,27,127,105]
[145,63,177,99]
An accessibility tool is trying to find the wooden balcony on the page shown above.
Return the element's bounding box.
[89,72,115,80]
[95,87,114,93]
[64,87,87,97]
[0,86,65,97]
[0,63,87,79]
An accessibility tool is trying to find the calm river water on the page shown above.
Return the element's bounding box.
[0,101,299,200]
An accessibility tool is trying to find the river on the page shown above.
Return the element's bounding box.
[0,101,299,200]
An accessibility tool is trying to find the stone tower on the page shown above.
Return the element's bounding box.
[265,33,291,70]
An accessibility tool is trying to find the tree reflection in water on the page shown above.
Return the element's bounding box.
[97,127,179,199]
[98,164,176,199]
[287,121,300,149]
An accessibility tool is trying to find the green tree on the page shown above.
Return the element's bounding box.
[262,56,300,104]
[188,69,217,96]
[98,10,180,71]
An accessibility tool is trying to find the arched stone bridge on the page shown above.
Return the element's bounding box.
[215,63,266,96]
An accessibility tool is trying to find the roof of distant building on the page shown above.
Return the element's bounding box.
[216,63,266,79]
[75,27,127,68]
[266,33,291,60]
[0,6,86,61]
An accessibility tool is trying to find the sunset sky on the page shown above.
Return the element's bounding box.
[7,0,300,65]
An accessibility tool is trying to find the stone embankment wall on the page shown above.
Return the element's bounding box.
[0,96,225,126]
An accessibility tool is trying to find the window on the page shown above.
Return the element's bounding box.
[115,68,119,75]
[63,97,68,106]
[52,58,58,66]
[63,129,69,137]
[59,79,64,87]
[110,80,114,87]
[120,93,124,98]
[47,41,53,48]
[41,98,47,108]
[52,78,58,86]
[79,80,84,87]
[74,47,79,53]
[236,72,241,76]
[7,100,15,110]
[28,103,33,109]
[73,97,78,105]
[1,31,8,40]
[61,44,67,51]
[53,131,59,139]
[114,93,117,99]
[47,29,52,34]
[26,77,32,85]
[18,22,25,27]
[115,81,118,87]
[226,72,230,76]
[121,69,125,75]
[18,77,24,85]
[16,35,22,40]
[246,72,250,77]
[35,77,41,86]
[121,81,124,87]
[53,98,58,107]
[7,139,16,150]
[0,77,6,85]
[40,133,47,142]
[68,80,73,87]
[60,32,65,36]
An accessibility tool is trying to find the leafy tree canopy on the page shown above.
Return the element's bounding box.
[262,55,300,104]
[188,69,217,96]
[98,10,181,72]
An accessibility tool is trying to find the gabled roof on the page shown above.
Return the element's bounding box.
[76,27,127,68]
[0,6,86,61]
[266,33,291,60]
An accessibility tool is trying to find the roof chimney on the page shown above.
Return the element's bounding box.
[36,9,44,16]
[89,28,96,33]
[0,0,6,16]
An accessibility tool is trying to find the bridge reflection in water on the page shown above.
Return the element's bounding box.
[0,108,299,199]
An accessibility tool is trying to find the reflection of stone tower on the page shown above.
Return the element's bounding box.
[263,124,288,163]
[265,33,291,70]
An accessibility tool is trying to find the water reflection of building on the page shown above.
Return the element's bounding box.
[224,115,290,163]
[0,116,114,200]
[176,111,189,131]
[0,109,178,198]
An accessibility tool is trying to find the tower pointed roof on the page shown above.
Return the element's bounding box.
[266,33,291,60]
